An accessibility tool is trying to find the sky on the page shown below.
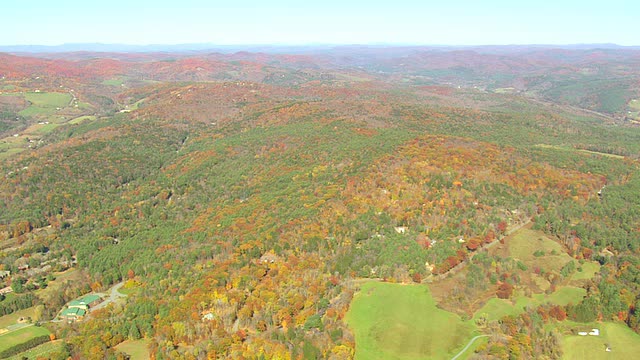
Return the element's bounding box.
[2,0,638,46]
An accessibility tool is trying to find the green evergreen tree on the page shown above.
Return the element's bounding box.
[129,323,141,340]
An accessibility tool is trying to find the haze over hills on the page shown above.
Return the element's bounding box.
[0,43,640,360]
[2,42,640,55]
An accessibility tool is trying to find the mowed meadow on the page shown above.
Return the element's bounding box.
[346,281,477,359]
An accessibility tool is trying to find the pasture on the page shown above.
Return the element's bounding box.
[346,281,476,360]
[0,325,50,353]
[19,92,72,117]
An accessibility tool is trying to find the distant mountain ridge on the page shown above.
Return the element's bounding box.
[1,42,639,54]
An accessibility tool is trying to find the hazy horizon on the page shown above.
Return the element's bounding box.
[3,0,638,47]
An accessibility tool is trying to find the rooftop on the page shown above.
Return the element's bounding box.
[68,294,102,307]
[61,307,86,317]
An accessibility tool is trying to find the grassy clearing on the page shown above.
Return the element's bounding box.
[346,281,476,360]
[474,298,519,322]
[23,92,71,108]
[0,307,37,329]
[0,146,25,160]
[102,78,125,86]
[30,122,62,135]
[544,287,586,306]
[5,340,63,360]
[0,325,50,352]
[559,322,640,360]
[534,144,625,159]
[571,262,600,281]
[115,339,151,360]
[508,228,572,273]
[474,286,585,322]
[69,115,97,124]
[18,92,72,117]
[494,87,517,94]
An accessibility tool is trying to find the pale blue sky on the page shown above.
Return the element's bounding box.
[2,0,638,45]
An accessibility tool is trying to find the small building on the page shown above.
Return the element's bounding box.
[60,307,86,322]
[394,226,407,234]
[589,328,600,336]
[202,312,214,321]
[578,332,588,336]
[0,270,10,279]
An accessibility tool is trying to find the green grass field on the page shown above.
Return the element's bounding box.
[509,228,572,273]
[18,92,72,117]
[0,325,51,352]
[69,115,97,124]
[24,92,71,108]
[475,286,586,322]
[115,339,151,360]
[560,322,640,360]
[102,78,125,86]
[535,144,625,159]
[571,262,601,282]
[346,281,477,360]
[0,307,37,329]
[628,99,640,111]
[5,340,63,360]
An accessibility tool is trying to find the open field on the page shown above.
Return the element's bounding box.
[5,340,64,360]
[115,339,151,360]
[571,262,601,282]
[17,92,72,117]
[69,115,97,124]
[24,92,71,108]
[472,287,585,323]
[346,281,477,360]
[559,322,640,360]
[0,325,50,353]
[535,144,626,159]
[102,78,126,86]
[0,307,37,329]
[508,228,573,273]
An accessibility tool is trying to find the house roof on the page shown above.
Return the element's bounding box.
[69,294,101,307]
[61,307,86,317]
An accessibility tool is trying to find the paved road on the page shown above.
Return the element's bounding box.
[451,335,489,360]
[92,282,126,311]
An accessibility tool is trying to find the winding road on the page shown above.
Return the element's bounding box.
[451,335,489,360]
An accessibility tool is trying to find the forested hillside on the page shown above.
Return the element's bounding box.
[0,46,639,359]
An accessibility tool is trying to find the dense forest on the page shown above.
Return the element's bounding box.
[0,46,639,359]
